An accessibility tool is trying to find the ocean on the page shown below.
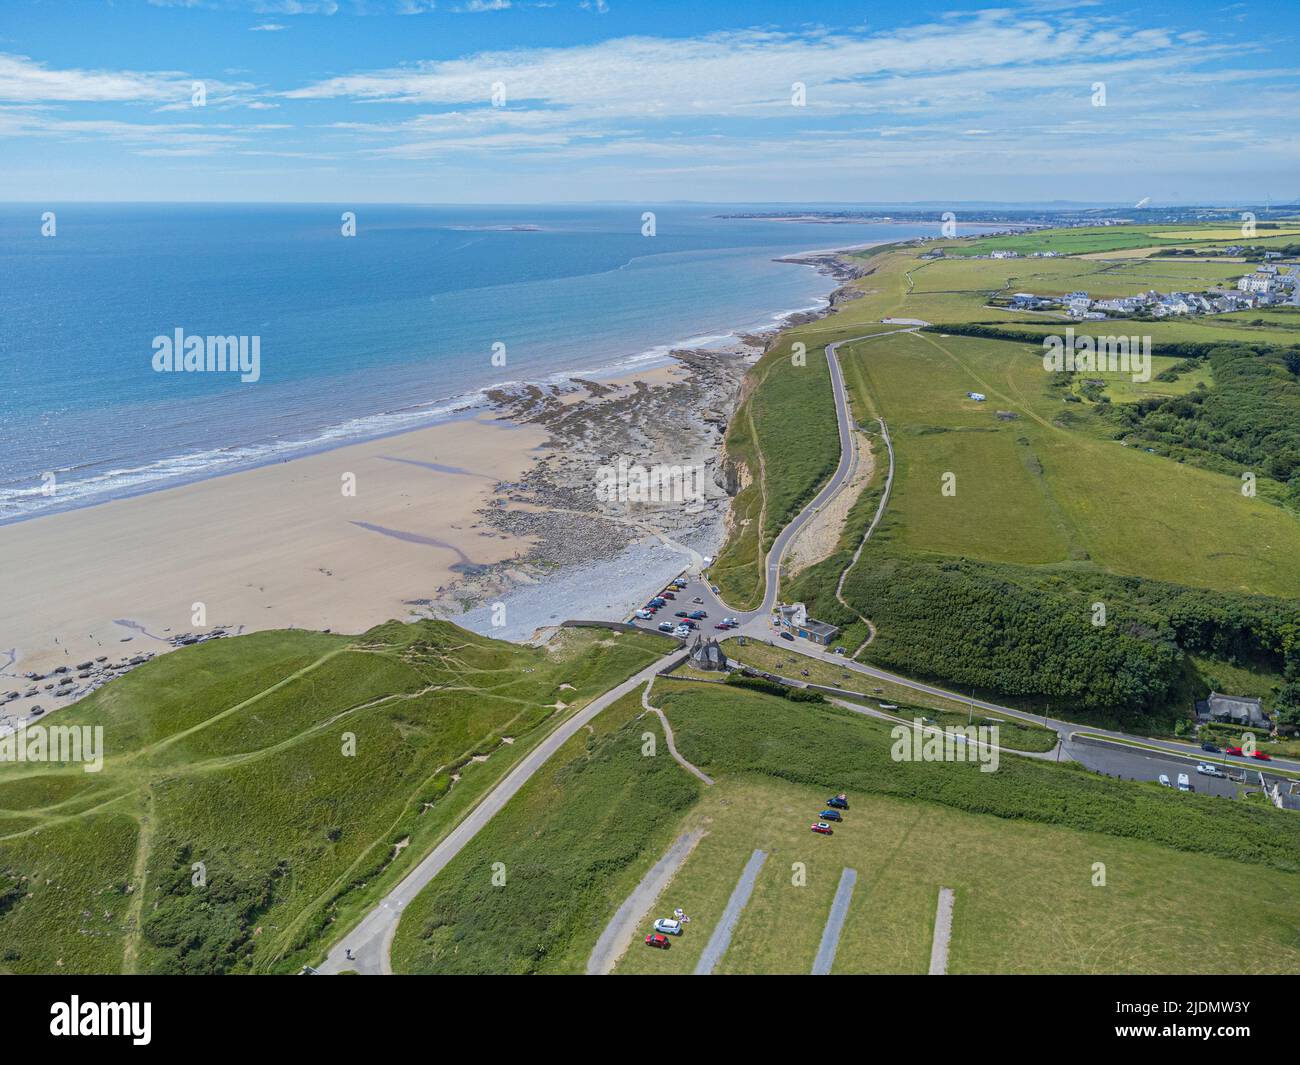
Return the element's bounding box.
[0,204,976,523]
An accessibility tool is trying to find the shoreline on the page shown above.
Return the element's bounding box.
[0,256,845,530]
[0,243,867,733]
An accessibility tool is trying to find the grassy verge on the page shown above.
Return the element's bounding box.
[389,686,702,974]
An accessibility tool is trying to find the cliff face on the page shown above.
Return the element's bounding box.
[718,451,751,497]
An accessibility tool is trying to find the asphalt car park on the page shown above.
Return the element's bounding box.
[1066,736,1242,799]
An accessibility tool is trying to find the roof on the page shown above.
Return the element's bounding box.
[801,619,840,638]
[1207,691,1267,723]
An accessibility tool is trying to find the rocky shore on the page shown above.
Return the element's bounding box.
[426,249,865,639]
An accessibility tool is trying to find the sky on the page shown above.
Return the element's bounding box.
[1,0,1297,204]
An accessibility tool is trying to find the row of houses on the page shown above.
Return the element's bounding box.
[1011,276,1298,319]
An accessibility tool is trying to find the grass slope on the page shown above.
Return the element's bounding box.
[0,621,671,974]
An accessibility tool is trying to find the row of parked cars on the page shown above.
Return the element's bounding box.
[811,792,849,835]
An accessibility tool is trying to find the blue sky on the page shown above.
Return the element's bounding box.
[1,0,1296,203]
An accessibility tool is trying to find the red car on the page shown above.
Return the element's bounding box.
[662,592,676,600]
[810,822,833,835]
[645,933,670,949]
[1225,746,1245,757]
[1252,751,1272,761]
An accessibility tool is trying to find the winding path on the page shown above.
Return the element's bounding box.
[641,677,713,785]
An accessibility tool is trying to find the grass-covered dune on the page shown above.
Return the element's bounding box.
[0,620,671,974]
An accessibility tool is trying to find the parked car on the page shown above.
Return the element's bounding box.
[1225,746,1245,757]
[833,647,846,656]
[1201,742,1220,753]
[714,623,730,630]
[658,622,676,633]
[649,597,666,607]
[819,809,843,822]
[1158,774,1172,787]
[1196,763,1224,777]
[674,626,690,639]
[1176,773,1191,792]
[634,609,652,620]
[1251,750,1272,761]
[810,822,833,835]
[826,794,849,810]
[674,610,689,618]
[780,631,795,641]
[662,592,675,600]
[679,620,696,629]
[692,597,704,604]
[653,919,683,936]
[711,585,720,594]
[688,610,706,620]
[645,933,670,949]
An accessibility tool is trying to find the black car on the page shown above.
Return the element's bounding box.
[1201,742,1220,753]
[826,794,849,810]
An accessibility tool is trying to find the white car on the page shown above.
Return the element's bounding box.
[1158,774,1172,787]
[634,609,652,620]
[653,918,683,936]
[674,626,690,638]
[1176,773,1191,791]
[1196,763,1224,777]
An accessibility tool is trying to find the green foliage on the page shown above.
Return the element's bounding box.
[660,681,1300,873]
[143,845,286,975]
[393,695,701,974]
[725,672,826,703]
[790,549,1300,726]
[0,620,671,974]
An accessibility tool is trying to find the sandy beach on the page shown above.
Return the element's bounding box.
[0,250,861,730]
[0,414,545,722]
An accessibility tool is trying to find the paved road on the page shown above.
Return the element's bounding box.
[586,829,704,975]
[811,867,857,975]
[631,318,1300,785]
[318,650,685,974]
[693,848,768,975]
[928,887,955,975]
[757,329,919,617]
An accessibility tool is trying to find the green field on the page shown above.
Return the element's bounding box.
[390,686,701,974]
[0,621,672,974]
[714,229,1300,724]
[613,776,1300,975]
[718,637,1058,752]
[378,676,1300,975]
[955,223,1300,258]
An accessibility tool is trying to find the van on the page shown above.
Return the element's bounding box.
[1176,773,1191,792]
